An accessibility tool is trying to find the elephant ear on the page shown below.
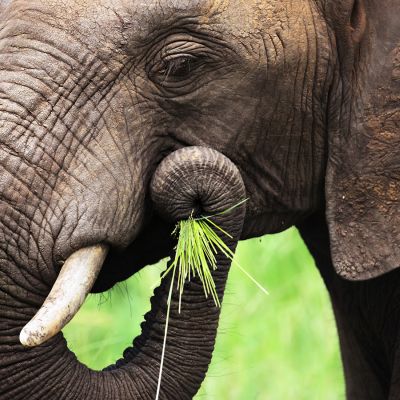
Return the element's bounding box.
[326,0,400,280]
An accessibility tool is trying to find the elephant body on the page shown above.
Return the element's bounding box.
[0,0,399,399]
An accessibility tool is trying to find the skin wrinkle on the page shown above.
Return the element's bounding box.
[0,180,46,245]
[0,39,77,74]
[0,169,57,272]
[0,271,37,309]
[280,18,299,197]
[306,6,317,203]
[87,91,139,188]
[3,179,54,290]
[0,210,45,272]
[8,350,75,399]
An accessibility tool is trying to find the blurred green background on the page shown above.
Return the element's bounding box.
[63,227,344,399]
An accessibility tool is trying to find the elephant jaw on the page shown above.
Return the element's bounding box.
[19,244,109,347]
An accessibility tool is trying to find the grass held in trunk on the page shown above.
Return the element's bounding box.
[161,214,235,311]
[160,199,252,308]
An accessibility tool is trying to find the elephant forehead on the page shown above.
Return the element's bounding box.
[3,0,313,39]
[116,0,310,34]
[0,0,222,43]
[17,0,222,19]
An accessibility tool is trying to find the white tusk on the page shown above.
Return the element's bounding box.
[20,244,109,347]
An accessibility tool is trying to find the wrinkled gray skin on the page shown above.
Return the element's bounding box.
[0,0,399,399]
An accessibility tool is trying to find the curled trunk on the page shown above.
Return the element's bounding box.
[0,146,246,399]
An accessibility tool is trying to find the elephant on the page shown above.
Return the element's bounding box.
[0,0,399,398]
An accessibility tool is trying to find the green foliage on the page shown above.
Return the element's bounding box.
[63,228,344,399]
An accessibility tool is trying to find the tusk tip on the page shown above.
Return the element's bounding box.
[19,325,46,347]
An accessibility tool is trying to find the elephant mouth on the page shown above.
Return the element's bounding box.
[91,215,175,294]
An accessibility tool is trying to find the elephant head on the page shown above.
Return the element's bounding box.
[0,0,398,399]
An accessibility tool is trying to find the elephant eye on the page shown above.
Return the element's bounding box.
[161,55,194,79]
[150,53,204,87]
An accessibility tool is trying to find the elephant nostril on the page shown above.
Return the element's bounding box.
[191,199,203,217]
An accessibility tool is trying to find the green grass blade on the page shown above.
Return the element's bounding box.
[155,266,176,400]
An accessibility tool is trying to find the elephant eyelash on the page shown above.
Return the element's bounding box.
[150,53,204,86]
[162,56,193,79]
